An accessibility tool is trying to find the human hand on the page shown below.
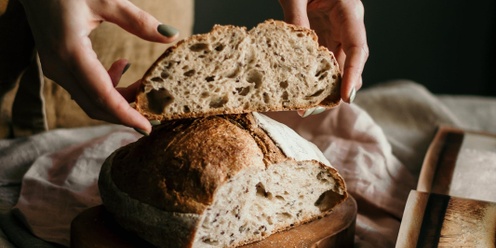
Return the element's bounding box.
[18,0,180,135]
[279,0,369,107]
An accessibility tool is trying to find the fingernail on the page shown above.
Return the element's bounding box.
[299,108,315,118]
[348,87,356,104]
[157,24,178,37]
[133,128,150,136]
[122,63,131,75]
[149,119,161,126]
[310,106,326,115]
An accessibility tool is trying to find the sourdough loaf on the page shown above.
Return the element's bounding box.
[135,20,341,121]
[98,113,347,247]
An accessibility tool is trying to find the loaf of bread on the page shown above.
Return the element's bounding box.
[98,113,347,247]
[135,20,341,121]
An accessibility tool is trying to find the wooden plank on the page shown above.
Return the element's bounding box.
[396,191,496,248]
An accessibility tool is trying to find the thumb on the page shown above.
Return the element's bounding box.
[97,0,179,43]
[278,0,310,28]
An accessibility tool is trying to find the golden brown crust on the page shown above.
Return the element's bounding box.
[110,114,289,214]
[102,113,347,247]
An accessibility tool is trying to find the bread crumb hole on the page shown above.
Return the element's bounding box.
[183,105,191,113]
[279,81,288,88]
[160,72,169,79]
[255,182,272,199]
[307,89,325,98]
[146,88,174,114]
[276,212,292,220]
[315,190,342,212]
[316,60,331,77]
[318,71,328,80]
[201,236,219,245]
[163,63,172,69]
[263,92,270,104]
[209,95,228,108]
[205,76,215,82]
[183,69,195,77]
[150,77,163,82]
[214,44,225,51]
[239,224,247,233]
[246,69,263,89]
[236,87,251,96]
[316,171,330,182]
[282,91,289,100]
[189,43,209,52]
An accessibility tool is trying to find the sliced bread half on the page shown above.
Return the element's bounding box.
[135,20,341,121]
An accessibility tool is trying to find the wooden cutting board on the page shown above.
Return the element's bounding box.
[71,196,356,248]
[417,125,496,203]
[396,191,496,247]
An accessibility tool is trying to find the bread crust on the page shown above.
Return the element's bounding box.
[99,113,347,247]
[108,114,289,214]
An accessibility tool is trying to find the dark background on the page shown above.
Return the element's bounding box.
[194,0,496,96]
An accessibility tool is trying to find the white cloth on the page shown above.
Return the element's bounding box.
[13,103,412,247]
[267,103,417,247]
[13,127,140,246]
[7,81,496,247]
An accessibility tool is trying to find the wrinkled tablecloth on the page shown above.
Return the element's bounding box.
[1,80,496,247]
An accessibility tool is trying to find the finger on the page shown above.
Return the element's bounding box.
[56,72,113,122]
[107,59,129,87]
[117,79,141,103]
[341,45,367,102]
[96,0,179,43]
[67,39,152,133]
[278,0,310,28]
[336,1,369,103]
[332,46,346,71]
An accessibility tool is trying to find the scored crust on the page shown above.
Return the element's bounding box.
[135,19,342,121]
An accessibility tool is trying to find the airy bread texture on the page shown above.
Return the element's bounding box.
[98,113,347,247]
[135,20,341,121]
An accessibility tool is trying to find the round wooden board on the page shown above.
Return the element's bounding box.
[71,196,356,248]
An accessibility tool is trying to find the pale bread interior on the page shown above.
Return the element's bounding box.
[194,160,344,247]
[137,20,341,120]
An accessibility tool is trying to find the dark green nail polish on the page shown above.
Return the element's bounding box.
[122,63,131,75]
[134,128,149,136]
[157,24,178,37]
[149,119,161,126]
